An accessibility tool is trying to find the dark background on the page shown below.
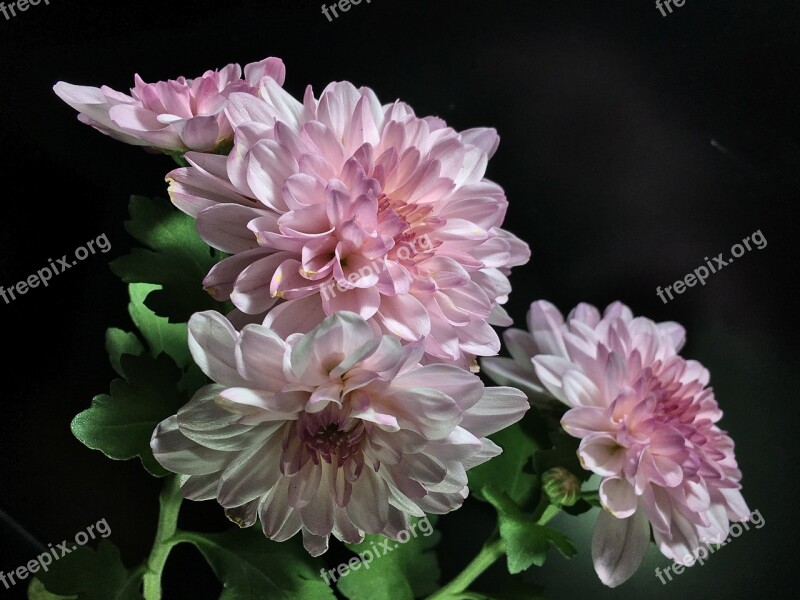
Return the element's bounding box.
[0,0,797,598]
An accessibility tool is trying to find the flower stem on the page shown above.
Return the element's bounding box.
[427,532,506,600]
[427,503,562,599]
[142,475,183,600]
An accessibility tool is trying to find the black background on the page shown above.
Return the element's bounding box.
[0,0,797,598]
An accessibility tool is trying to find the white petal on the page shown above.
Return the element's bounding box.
[592,507,650,587]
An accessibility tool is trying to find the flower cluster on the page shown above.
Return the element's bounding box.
[55,59,531,551]
[56,57,748,589]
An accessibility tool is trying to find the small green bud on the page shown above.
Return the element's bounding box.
[542,467,581,507]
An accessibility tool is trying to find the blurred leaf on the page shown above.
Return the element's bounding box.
[533,431,590,483]
[28,578,77,600]
[72,352,188,477]
[34,542,143,600]
[179,528,334,600]
[337,517,441,600]
[110,195,222,322]
[469,423,539,504]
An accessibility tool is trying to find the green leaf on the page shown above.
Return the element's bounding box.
[105,328,144,377]
[34,542,143,600]
[128,283,191,368]
[71,352,189,477]
[337,517,441,600]
[468,423,539,504]
[498,515,576,574]
[28,578,77,600]
[110,196,222,322]
[178,528,335,600]
[484,489,576,575]
[540,526,577,560]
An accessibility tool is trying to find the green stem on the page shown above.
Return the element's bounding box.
[428,503,562,600]
[427,532,506,600]
[142,475,183,600]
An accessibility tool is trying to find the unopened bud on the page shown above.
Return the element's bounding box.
[542,467,581,507]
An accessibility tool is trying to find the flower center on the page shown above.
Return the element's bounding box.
[376,193,440,261]
[298,411,365,466]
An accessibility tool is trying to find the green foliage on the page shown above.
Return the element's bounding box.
[468,422,539,505]
[485,490,576,575]
[532,431,588,483]
[72,283,205,477]
[126,283,192,368]
[71,352,188,477]
[110,196,222,322]
[498,516,576,574]
[337,517,441,600]
[32,542,143,600]
[178,529,335,600]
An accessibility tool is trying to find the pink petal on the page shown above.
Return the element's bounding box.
[231,253,292,314]
[188,311,245,386]
[592,508,650,587]
[262,295,328,338]
[196,204,262,253]
[578,433,626,477]
[599,477,638,518]
[459,387,529,437]
[375,294,431,341]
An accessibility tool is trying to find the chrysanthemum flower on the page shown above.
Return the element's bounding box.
[166,80,529,368]
[151,311,528,555]
[483,300,749,587]
[53,58,285,152]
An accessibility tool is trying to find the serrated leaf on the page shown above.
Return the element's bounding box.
[468,423,539,504]
[110,196,222,322]
[72,352,188,477]
[337,517,441,600]
[128,283,191,368]
[483,488,576,575]
[178,528,335,600]
[34,542,143,600]
[105,328,144,377]
[498,516,576,574]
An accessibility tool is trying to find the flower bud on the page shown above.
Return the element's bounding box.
[542,467,581,507]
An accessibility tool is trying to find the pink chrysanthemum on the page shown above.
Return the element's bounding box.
[484,300,749,586]
[166,80,529,368]
[151,311,528,555]
[53,58,285,152]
